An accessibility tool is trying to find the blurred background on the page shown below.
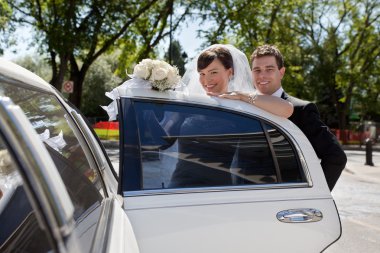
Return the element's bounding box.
[1,0,379,145]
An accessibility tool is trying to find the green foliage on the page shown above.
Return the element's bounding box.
[0,0,11,30]
[7,0,184,108]
[197,0,380,133]
[81,53,122,118]
[4,0,379,132]
[0,0,12,53]
[164,40,187,75]
[14,55,52,81]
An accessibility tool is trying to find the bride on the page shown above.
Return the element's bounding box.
[182,44,293,118]
[101,44,293,189]
[103,44,292,121]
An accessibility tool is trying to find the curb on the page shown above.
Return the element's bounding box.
[342,145,380,152]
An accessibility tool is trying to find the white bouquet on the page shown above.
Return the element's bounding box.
[132,59,181,91]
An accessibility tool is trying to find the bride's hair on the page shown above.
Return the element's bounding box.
[182,44,255,95]
[197,47,233,72]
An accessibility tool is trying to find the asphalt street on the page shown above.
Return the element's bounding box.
[325,150,380,253]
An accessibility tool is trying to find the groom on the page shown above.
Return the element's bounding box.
[250,44,347,191]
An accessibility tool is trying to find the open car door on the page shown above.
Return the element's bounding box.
[118,96,341,253]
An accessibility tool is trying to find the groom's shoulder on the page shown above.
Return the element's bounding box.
[283,93,310,107]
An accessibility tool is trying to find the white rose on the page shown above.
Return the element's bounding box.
[152,60,162,67]
[140,59,154,68]
[133,63,150,79]
[151,67,168,81]
[167,67,180,85]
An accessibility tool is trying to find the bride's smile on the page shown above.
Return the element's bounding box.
[198,58,233,95]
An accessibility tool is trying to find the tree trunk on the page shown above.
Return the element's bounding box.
[337,104,348,145]
[68,56,92,109]
[68,71,85,109]
[50,52,70,91]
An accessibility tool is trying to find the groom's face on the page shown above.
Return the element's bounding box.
[251,56,285,95]
[199,59,233,94]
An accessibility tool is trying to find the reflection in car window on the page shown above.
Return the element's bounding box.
[0,81,104,220]
[0,135,53,252]
[121,100,304,191]
[121,100,306,191]
[265,124,304,182]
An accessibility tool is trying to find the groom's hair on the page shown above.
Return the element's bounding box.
[250,44,284,69]
[197,46,233,72]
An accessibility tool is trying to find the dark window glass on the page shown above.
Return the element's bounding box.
[265,124,303,182]
[0,81,104,214]
[0,135,53,252]
[128,101,280,190]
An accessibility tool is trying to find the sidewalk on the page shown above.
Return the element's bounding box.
[342,142,380,152]
[342,149,380,184]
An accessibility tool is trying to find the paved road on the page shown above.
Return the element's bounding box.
[326,150,380,253]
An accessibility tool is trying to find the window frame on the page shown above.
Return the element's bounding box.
[119,97,311,196]
[0,75,113,212]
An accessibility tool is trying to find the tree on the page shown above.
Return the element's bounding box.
[115,0,196,77]
[193,0,307,95]
[0,0,12,54]
[195,0,380,143]
[14,54,52,81]
[165,40,187,75]
[286,0,380,142]
[7,0,188,109]
[81,52,122,120]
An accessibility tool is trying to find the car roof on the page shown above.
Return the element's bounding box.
[0,58,54,93]
[114,84,294,128]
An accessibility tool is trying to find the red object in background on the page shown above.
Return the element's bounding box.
[93,121,119,130]
[331,128,368,145]
[92,121,119,140]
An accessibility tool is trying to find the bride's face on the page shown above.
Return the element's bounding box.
[198,59,233,94]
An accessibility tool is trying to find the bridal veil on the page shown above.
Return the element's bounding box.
[181,44,255,95]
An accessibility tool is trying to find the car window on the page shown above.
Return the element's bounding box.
[0,81,104,220]
[0,135,54,252]
[265,124,305,182]
[121,99,305,191]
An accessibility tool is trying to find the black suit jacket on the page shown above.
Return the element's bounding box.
[281,92,347,191]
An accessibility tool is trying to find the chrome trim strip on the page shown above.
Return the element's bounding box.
[0,96,75,236]
[123,182,310,197]
[286,133,313,186]
[70,111,112,198]
[90,198,114,253]
[70,111,107,172]
[277,208,323,223]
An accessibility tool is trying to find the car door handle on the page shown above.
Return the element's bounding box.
[276,208,323,223]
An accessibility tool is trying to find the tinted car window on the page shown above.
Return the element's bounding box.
[0,135,53,252]
[265,124,304,182]
[120,99,305,191]
[0,81,104,220]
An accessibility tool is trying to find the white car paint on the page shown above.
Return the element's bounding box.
[116,85,341,253]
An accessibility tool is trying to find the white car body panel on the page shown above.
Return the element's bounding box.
[107,199,140,253]
[118,86,341,252]
[126,198,339,253]
[0,57,341,252]
[0,58,54,92]
[0,58,139,253]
